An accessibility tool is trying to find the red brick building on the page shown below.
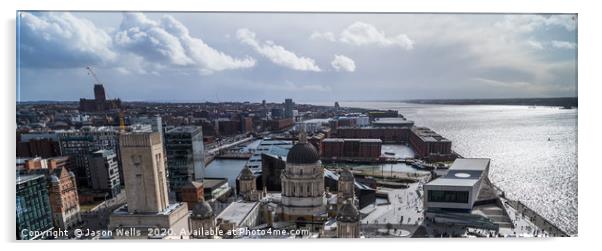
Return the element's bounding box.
[217,119,241,136]
[17,157,81,229]
[409,127,454,162]
[336,127,410,143]
[16,138,60,158]
[268,118,294,131]
[322,138,382,160]
[178,180,205,209]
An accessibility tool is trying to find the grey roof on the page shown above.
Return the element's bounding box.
[425,158,490,188]
[337,201,360,222]
[191,201,213,219]
[450,158,490,171]
[238,166,255,180]
[182,180,204,189]
[286,142,319,164]
[339,168,354,182]
[426,178,479,187]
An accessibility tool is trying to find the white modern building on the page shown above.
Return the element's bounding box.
[423,158,490,212]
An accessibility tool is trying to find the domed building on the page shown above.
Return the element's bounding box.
[281,127,326,225]
[336,200,360,238]
[190,201,215,239]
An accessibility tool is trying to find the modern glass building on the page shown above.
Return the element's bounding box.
[165,126,205,194]
[16,174,53,240]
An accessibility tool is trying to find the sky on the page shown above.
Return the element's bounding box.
[16,11,577,103]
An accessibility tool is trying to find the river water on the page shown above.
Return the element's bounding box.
[334,101,578,235]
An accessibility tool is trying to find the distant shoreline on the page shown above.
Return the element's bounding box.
[17,97,578,108]
[342,97,578,108]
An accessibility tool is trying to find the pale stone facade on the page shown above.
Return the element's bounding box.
[48,168,81,230]
[337,168,356,210]
[280,129,326,222]
[336,200,360,238]
[109,132,189,239]
[189,201,215,239]
[238,166,260,201]
[119,132,169,214]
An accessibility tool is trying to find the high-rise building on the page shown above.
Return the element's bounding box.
[16,174,53,240]
[165,126,205,194]
[57,128,120,187]
[90,149,121,198]
[109,132,189,239]
[131,116,163,141]
[284,98,295,118]
[271,107,284,119]
[119,132,169,213]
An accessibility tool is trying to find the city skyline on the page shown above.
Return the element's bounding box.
[17,12,577,102]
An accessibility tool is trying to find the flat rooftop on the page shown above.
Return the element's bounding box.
[426,177,479,187]
[412,127,450,142]
[450,158,490,171]
[166,126,201,134]
[323,138,382,143]
[203,178,228,189]
[216,201,259,226]
[16,173,45,184]
[372,117,414,124]
[425,158,490,187]
[301,118,332,124]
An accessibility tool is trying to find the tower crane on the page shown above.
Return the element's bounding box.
[85,66,102,85]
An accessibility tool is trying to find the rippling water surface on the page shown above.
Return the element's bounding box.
[336,101,578,235]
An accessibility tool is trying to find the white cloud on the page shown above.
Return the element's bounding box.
[114,13,255,74]
[310,31,336,42]
[237,28,321,72]
[496,14,577,33]
[19,12,116,67]
[331,55,356,72]
[526,40,544,50]
[339,22,414,50]
[551,40,577,49]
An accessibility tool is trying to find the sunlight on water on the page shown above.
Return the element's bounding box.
[340,101,578,235]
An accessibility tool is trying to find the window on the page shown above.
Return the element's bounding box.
[428,190,469,204]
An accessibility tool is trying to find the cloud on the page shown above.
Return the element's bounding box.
[237,28,321,72]
[339,22,414,50]
[526,40,544,50]
[115,13,255,74]
[551,40,577,49]
[496,14,577,33]
[331,55,356,72]
[277,81,331,92]
[19,12,116,68]
[310,31,336,42]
